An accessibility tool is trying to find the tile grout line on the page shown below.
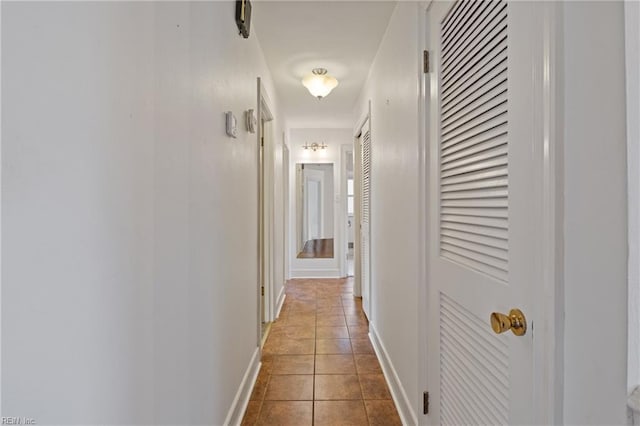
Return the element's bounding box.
[345,291,371,425]
[245,279,399,425]
[312,283,317,426]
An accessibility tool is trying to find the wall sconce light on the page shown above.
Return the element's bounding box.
[303,142,327,151]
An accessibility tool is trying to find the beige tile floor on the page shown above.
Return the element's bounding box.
[241,278,402,426]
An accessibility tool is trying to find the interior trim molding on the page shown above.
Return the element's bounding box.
[223,347,261,426]
[369,323,418,426]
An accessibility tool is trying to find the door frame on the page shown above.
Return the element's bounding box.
[354,102,371,309]
[257,77,275,345]
[419,2,564,423]
[283,141,290,282]
[340,143,354,278]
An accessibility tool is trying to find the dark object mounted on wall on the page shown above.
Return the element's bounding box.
[235,0,252,39]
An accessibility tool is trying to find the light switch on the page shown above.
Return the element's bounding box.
[225,111,237,138]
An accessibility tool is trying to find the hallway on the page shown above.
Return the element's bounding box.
[1,1,634,424]
[242,278,401,425]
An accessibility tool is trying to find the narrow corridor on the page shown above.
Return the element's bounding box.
[241,278,402,425]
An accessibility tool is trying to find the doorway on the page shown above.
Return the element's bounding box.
[346,152,355,277]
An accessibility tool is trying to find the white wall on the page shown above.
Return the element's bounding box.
[288,128,350,278]
[2,2,280,424]
[355,3,421,422]
[563,2,629,424]
[626,0,640,395]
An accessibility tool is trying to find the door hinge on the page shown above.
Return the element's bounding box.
[423,50,430,74]
[423,391,429,415]
[261,286,265,296]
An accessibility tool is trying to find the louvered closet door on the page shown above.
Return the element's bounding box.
[361,129,371,319]
[426,0,546,424]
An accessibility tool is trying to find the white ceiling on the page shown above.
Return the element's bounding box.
[252,1,397,128]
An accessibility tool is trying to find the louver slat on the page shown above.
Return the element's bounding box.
[442,11,507,85]
[441,0,487,54]
[442,3,507,75]
[439,0,508,283]
[362,131,371,224]
[442,37,506,99]
[440,293,509,425]
[441,0,502,65]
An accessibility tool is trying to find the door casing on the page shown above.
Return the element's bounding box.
[257,77,275,346]
[354,104,372,319]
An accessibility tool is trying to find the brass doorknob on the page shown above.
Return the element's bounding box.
[490,309,527,336]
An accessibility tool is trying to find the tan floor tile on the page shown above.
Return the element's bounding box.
[286,289,316,297]
[314,401,368,426]
[343,305,364,315]
[315,374,362,400]
[270,325,315,339]
[317,315,347,327]
[287,307,317,316]
[345,314,369,326]
[288,298,317,306]
[316,306,344,316]
[260,354,275,375]
[279,315,316,327]
[316,297,343,307]
[348,324,370,338]
[257,401,312,426]
[287,290,316,297]
[351,338,375,354]
[316,326,349,339]
[262,337,280,355]
[354,354,382,374]
[316,338,353,354]
[365,400,402,426]
[249,278,385,424]
[272,355,315,375]
[264,374,313,400]
[269,320,288,330]
[241,400,262,426]
[315,354,356,374]
[250,369,270,401]
[287,299,316,308]
[342,298,362,307]
[359,374,392,400]
[264,338,315,355]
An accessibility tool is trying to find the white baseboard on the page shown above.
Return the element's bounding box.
[290,269,341,278]
[275,287,286,318]
[369,323,418,426]
[224,347,261,426]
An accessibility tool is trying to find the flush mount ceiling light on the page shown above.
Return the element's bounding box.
[302,68,339,99]
[303,142,327,151]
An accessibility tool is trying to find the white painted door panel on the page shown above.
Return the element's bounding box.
[361,129,371,319]
[426,1,548,423]
[304,169,324,241]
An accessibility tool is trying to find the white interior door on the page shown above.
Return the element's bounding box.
[304,168,324,241]
[306,178,321,240]
[360,128,371,319]
[426,1,550,423]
